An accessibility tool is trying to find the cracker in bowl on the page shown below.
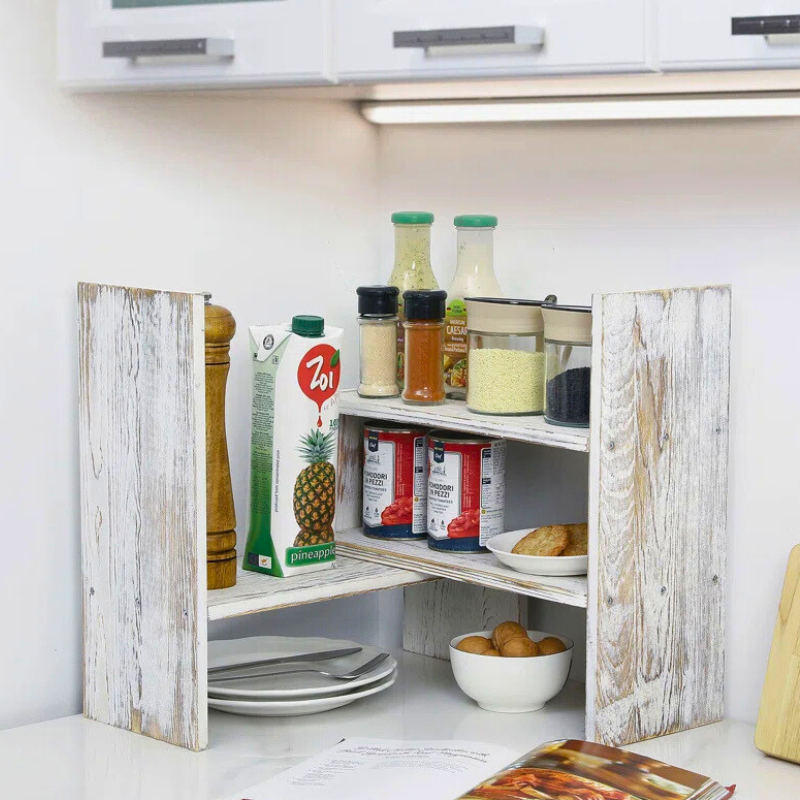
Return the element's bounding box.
[562,523,588,557]
[511,525,570,557]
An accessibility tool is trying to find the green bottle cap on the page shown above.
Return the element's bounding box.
[391,211,434,225]
[292,315,325,337]
[454,215,498,228]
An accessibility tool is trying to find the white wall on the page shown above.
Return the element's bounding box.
[377,118,800,723]
[0,0,382,731]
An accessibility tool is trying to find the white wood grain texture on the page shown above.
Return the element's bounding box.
[340,391,590,452]
[336,528,587,607]
[78,283,207,751]
[586,286,730,747]
[208,556,434,620]
[334,413,364,531]
[403,582,529,660]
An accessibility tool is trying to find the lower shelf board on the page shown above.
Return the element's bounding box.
[208,556,433,621]
[336,528,589,608]
[207,650,586,787]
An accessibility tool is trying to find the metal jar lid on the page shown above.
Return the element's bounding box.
[428,428,499,445]
[542,302,592,345]
[465,295,556,335]
[364,420,426,436]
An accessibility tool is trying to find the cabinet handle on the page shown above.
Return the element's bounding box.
[732,15,800,44]
[394,26,544,55]
[102,38,235,61]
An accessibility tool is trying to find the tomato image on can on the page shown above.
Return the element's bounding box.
[427,430,506,552]
[363,423,427,539]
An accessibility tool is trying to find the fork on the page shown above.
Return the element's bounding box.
[207,653,391,684]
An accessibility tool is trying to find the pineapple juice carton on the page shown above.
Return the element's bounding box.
[244,315,343,577]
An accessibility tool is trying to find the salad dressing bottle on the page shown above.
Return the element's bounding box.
[445,215,504,399]
[388,212,438,387]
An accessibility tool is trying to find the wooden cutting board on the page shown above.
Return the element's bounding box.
[755,544,800,762]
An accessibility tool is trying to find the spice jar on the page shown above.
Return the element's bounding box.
[402,289,447,406]
[388,212,439,387]
[465,295,555,416]
[357,286,400,398]
[542,302,592,428]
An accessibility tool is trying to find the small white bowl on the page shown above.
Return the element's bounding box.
[449,630,573,713]
[486,529,588,576]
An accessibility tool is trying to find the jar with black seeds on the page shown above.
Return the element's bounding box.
[542,302,592,428]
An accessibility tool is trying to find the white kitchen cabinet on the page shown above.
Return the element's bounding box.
[58,0,333,90]
[335,0,653,83]
[660,2,800,70]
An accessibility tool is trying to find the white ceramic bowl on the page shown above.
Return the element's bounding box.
[486,529,588,576]
[449,630,573,713]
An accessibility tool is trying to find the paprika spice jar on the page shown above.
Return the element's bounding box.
[402,289,447,406]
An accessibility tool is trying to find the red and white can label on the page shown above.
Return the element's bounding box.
[363,427,427,536]
[427,436,506,546]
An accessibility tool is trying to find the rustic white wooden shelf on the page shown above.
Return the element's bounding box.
[339,391,590,452]
[79,282,731,751]
[336,528,588,608]
[208,555,432,621]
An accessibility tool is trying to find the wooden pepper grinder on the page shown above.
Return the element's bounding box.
[205,294,237,590]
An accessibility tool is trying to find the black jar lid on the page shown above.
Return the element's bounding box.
[403,289,447,321]
[357,285,399,317]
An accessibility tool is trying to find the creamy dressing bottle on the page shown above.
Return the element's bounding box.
[388,212,438,387]
[445,215,504,399]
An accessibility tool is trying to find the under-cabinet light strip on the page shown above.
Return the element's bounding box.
[361,94,800,124]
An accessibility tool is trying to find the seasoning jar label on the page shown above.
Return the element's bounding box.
[363,428,427,538]
[396,311,406,387]
[444,299,468,395]
[427,437,505,547]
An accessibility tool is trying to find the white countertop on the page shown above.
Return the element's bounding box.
[1,652,797,799]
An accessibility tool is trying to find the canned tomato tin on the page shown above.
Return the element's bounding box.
[363,422,428,539]
[427,430,506,552]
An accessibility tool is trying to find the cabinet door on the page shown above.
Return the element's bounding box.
[335,0,651,82]
[58,0,332,89]
[660,1,800,70]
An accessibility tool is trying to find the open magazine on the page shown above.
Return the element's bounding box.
[228,737,735,800]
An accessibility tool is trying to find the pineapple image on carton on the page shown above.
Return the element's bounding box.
[244,315,343,577]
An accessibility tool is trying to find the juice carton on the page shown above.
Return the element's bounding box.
[244,315,342,577]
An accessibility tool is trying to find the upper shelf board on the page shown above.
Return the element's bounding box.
[208,555,432,621]
[339,391,590,452]
[336,528,588,608]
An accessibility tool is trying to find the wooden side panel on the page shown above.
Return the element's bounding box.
[335,413,364,533]
[586,286,730,746]
[403,582,528,660]
[78,283,207,751]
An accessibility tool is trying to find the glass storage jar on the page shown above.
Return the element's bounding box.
[542,302,592,428]
[357,286,400,398]
[402,289,447,406]
[465,297,555,416]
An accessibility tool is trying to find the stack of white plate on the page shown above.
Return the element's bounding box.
[207,636,398,717]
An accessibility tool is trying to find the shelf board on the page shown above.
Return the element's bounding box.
[339,390,590,452]
[208,556,433,621]
[336,528,588,608]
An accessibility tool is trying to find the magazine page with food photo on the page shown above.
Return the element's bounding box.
[459,740,735,800]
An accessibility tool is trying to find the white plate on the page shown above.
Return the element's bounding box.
[208,670,397,717]
[487,530,588,576]
[208,636,397,700]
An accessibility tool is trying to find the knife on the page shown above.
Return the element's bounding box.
[207,647,362,676]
